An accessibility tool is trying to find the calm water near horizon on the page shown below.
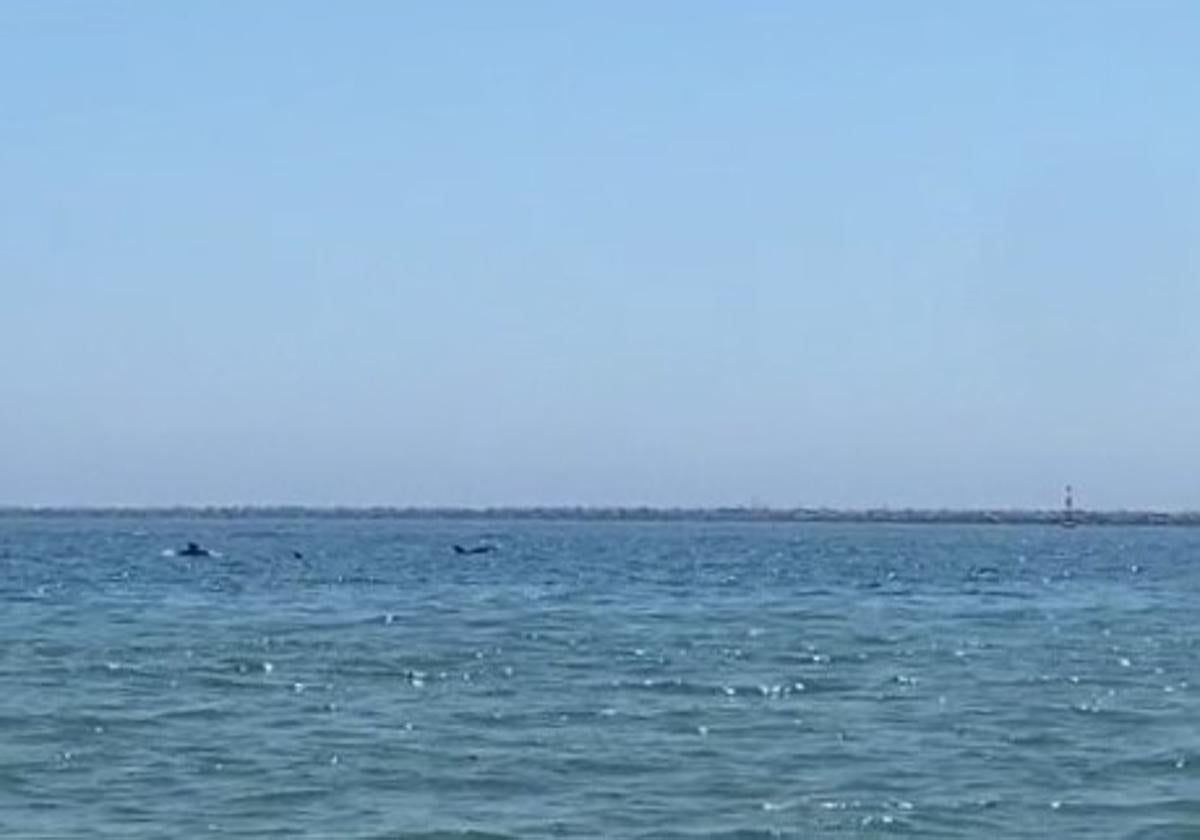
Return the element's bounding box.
[1,517,1196,838]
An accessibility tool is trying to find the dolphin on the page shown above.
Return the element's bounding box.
[452,544,497,555]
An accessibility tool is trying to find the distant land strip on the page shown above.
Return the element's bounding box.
[1,506,1199,526]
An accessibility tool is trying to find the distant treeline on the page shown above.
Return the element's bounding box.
[2,506,1199,526]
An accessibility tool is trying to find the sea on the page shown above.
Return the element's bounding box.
[0,515,1196,839]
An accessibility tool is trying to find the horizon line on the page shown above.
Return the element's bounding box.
[2,504,1199,525]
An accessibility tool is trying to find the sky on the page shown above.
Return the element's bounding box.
[2,1,1199,509]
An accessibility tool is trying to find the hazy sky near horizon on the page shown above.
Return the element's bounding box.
[3,2,1199,509]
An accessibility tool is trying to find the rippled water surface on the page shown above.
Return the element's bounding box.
[1,516,1197,838]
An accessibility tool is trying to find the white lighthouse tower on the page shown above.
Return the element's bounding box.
[1062,485,1077,528]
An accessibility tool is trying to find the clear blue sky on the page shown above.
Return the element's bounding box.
[3,2,1198,509]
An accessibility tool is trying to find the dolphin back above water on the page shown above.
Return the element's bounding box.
[452,544,497,556]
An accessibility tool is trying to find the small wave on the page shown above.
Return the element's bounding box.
[364,832,518,840]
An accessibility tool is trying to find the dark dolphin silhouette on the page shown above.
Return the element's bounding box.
[177,541,212,558]
[452,544,497,555]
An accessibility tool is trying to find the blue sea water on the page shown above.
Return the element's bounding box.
[0,516,1196,839]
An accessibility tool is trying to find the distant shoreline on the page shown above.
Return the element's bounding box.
[1,506,1198,526]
